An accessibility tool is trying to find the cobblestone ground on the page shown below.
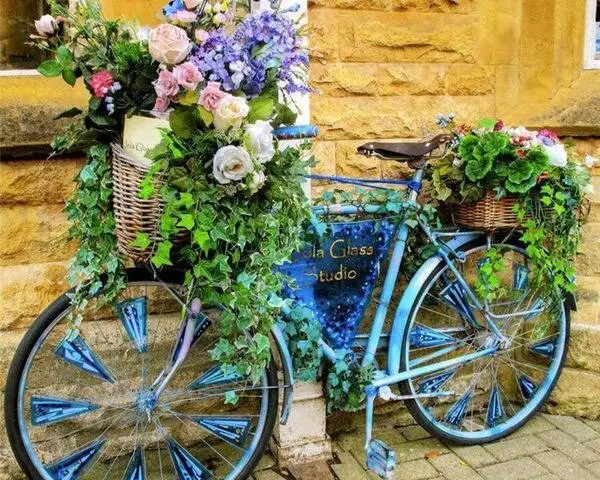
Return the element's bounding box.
[252,412,600,480]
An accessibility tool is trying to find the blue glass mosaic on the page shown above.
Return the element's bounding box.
[45,438,105,480]
[31,396,99,426]
[278,219,396,349]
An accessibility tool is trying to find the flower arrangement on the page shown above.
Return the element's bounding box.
[427,115,595,310]
[30,0,313,382]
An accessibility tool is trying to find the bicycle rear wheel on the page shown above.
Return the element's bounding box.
[399,238,569,444]
[5,267,278,480]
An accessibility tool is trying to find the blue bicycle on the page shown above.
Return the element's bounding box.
[5,126,570,480]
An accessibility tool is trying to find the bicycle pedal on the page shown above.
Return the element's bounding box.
[366,439,395,480]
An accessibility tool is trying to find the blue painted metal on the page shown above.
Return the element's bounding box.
[123,447,146,480]
[170,311,210,366]
[418,369,456,394]
[387,232,483,375]
[513,264,529,292]
[440,280,480,328]
[115,297,148,353]
[311,204,388,216]
[44,438,105,480]
[273,124,318,140]
[167,438,212,480]
[524,298,545,320]
[366,439,396,480]
[191,313,212,347]
[54,333,115,383]
[30,396,99,426]
[189,364,242,390]
[305,174,422,192]
[444,389,473,426]
[529,338,556,358]
[278,218,397,350]
[271,321,295,424]
[486,385,504,427]
[409,324,457,349]
[518,375,537,401]
[192,416,251,447]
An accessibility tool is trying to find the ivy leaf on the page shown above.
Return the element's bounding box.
[224,390,239,405]
[151,241,173,268]
[237,271,255,288]
[38,60,62,77]
[465,155,493,181]
[130,233,151,250]
[177,214,195,230]
[508,160,534,183]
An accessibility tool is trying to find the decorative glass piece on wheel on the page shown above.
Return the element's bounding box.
[192,416,252,447]
[45,439,105,480]
[486,385,504,427]
[410,324,457,349]
[116,296,148,353]
[167,438,212,480]
[54,333,115,383]
[417,369,456,395]
[440,279,479,328]
[188,363,243,389]
[123,447,146,480]
[30,396,99,426]
[278,219,396,349]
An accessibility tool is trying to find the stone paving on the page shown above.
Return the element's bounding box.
[252,412,600,480]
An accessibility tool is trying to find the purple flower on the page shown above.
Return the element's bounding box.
[163,0,185,20]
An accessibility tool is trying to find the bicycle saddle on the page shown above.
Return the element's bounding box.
[357,134,451,160]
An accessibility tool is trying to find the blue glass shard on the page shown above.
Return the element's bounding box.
[54,334,115,383]
[116,297,148,353]
[444,390,472,426]
[193,416,251,447]
[167,438,212,480]
[45,438,105,480]
[529,338,556,358]
[486,385,505,427]
[518,375,537,401]
[123,447,146,480]
[31,396,99,426]
[409,324,457,349]
[189,364,243,390]
[418,369,456,394]
[439,281,480,328]
[513,264,529,292]
[524,298,545,321]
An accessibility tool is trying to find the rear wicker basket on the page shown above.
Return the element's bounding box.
[112,144,188,262]
[453,191,521,230]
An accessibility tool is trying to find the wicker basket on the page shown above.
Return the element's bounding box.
[112,144,189,262]
[452,191,522,230]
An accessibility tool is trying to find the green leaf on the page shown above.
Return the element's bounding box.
[508,160,534,183]
[457,135,479,161]
[170,107,199,139]
[271,103,297,128]
[179,90,199,106]
[177,214,195,230]
[224,390,239,405]
[477,118,496,129]
[62,69,77,86]
[151,240,173,268]
[130,233,151,250]
[193,230,211,253]
[53,107,83,120]
[38,60,62,77]
[56,46,74,67]
[197,106,213,126]
[465,155,493,181]
[247,96,274,122]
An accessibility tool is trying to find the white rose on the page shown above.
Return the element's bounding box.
[584,155,598,168]
[543,143,568,168]
[213,146,253,184]
[248,170,266,193]
[213,95,250,131]
[35,14,58,36]
[245,121,275,163]
[148,24,192,65]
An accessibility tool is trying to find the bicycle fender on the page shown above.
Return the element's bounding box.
[271,322,295,425]
[387,232,483,375]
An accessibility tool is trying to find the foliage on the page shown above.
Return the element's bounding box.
[326,352,375,413]
[283,304,323,382]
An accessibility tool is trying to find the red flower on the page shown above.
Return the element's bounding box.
[494,120,504,131]
[89,70,114,98]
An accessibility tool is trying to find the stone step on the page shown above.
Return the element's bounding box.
[566,323,600,375]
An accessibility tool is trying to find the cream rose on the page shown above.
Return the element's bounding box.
[248,170,266,193]
[543,143,568,168]
[213,146,253,184]
[245,120,275,163]
[213,95,250,131]
[148,24,192,65]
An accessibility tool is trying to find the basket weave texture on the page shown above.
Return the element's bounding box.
[112,144,188,262]
[453,191,521,230]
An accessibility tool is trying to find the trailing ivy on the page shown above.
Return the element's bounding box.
[283,304,323,382]
[326,353,375,413]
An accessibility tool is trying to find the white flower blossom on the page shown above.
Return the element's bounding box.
[543,143,568,168]
[213,146,253,184]
[213,95,250,131]
[245,121,275,163]
[584,155,598,168]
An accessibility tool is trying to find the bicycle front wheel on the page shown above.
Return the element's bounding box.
[399,238,569,444]
[5,267,278,480]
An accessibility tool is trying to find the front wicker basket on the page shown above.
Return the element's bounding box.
[452,191,521,230]
[112,144,188,262]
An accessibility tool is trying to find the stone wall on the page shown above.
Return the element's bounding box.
[1,0,600,475]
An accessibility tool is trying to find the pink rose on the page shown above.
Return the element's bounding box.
[173,62,203,91]
[194,28,210,44]
[184,0,202,8]
[199,82,227,111]
[153,96,170,112]
[35,14,57,36]
[148,24,192,65]
[172,10,197,24]
[153,70,179,98]
[89,70,114,98]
